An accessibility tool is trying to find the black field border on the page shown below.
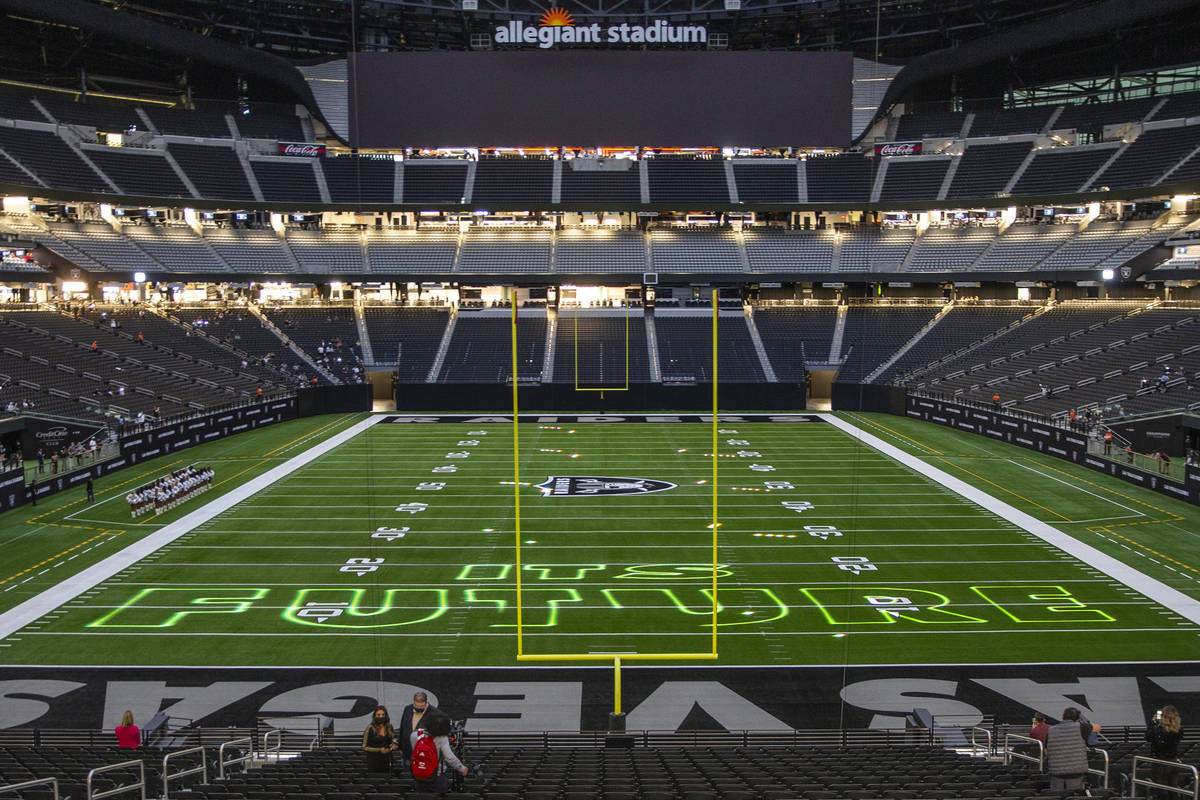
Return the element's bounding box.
[0,662,1195,731]
[381,414,826,424]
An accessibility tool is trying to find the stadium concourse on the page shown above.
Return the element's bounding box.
[6,0,1200,798]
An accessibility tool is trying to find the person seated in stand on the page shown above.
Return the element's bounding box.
[115,711,141,748]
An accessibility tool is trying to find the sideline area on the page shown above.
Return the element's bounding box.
[821,413,1200,626]
[0,415,384,639]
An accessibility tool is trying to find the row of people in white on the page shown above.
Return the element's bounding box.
[126,466,214,517]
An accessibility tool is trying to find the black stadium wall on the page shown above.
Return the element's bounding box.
[395,382,807,413]
[830,384,1199,506]
[3,661,1198,733]
[1,386,373,514]
[900,393,1200,506]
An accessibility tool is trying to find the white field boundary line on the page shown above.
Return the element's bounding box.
[1007,459,1149,519]
[821,413,1200,625]
[0,415,385,640]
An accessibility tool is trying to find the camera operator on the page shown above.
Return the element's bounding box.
[410,711,468,793]
[1146,706,1184,798]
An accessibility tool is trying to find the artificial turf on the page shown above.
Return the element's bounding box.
[1,411,1199,668]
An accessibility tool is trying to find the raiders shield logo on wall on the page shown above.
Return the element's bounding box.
[535,476,677,497]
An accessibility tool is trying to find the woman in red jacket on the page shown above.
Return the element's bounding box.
[115,711,141,749]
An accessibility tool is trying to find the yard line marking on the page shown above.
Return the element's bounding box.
[104,577,1127,587]
[16,626,1188,639]
[165,541,1045,550]
[1008,460,1149,519]
[822,413,1200,625]
[0,415,385,640]
[846,412,943,455]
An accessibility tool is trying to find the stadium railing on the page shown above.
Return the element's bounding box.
[0,778,58,800]
[86,759,145,800]
[1130,756,1199,799]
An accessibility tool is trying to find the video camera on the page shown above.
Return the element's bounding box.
[448,720,484,791]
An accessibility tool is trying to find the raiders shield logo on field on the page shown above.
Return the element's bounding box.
[536,476,677,497]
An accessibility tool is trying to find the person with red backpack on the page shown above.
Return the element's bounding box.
[410,711,468,792]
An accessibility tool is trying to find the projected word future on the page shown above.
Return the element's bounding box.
[86,582,1116,630]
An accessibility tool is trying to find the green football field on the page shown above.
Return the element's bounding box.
[2,411,1200,668]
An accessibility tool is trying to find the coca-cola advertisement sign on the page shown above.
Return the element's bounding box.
[874,141,923,157]
[277,142,326,157]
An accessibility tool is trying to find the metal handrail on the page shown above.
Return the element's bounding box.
[261,729,284,763]
[162,746,206,800]
[1132,756,1199,799]
[1088,746,1109,789]
[219,737,254,779]
[86,760,145,800]
[1003,733,1044,769]
[0,778,58,800]
[968,726,993,756]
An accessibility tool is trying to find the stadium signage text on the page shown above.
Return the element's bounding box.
[874,141,923,157]
[493,20,707,49]
[3,663,1199,732]
[277,142,326,157]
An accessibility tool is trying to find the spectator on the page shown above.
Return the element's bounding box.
[1030,712,1050,745]
[399,692,435,762]
[362,705,397,774]
[992,393,1000,410]
[115,711,141,749]
[1146,705,1184,798]
[1045,707,1089,791]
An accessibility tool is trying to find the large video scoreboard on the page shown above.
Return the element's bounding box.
[348,50,854,148]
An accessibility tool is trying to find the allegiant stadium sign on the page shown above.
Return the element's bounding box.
[494,19,707,48]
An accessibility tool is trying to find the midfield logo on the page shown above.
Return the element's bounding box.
[536,476,677,497]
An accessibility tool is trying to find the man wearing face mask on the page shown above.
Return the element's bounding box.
[398,691,437,763]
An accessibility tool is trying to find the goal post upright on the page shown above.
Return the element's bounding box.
[570,305,630,392]
[512,300,524,657]
[711,288,719,655]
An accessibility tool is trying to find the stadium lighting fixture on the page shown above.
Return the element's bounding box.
[1101,269,1115,280]
[133,272,147,283]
